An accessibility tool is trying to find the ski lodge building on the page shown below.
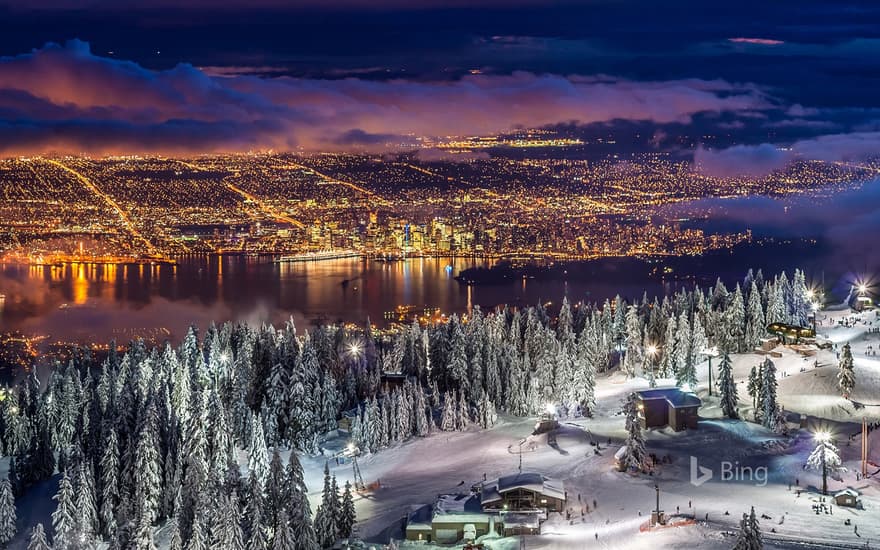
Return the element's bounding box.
[405,472,566,543]
[634,387,701,431]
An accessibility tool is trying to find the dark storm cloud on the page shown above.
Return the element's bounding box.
[0,40,774,155]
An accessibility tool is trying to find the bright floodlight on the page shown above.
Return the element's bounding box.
[347,442,356,453]
[348,342,363,358]
[545,403,557,416]
[858,284,868,294]
[219,352,230,363]
[646,345,658,356]
[814,430,830,442]
[806,289,815,299]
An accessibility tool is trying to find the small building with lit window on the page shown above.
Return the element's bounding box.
[767,322,816,344]
[480,472,566,513]
[404,472,566,543]
[634,387,701,431]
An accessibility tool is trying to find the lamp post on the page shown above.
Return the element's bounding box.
[700,347,719,396]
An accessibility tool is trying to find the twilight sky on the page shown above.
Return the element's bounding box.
[1,0,880,174]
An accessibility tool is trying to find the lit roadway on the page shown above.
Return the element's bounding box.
[43,158,162,257]
[173,159,306,229]
[276,160,380,199]
[224,179,306,229]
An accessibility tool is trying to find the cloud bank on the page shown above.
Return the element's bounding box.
[0,40,772,156]
[696,132,880,178]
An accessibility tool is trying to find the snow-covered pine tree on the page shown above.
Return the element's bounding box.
[456,390,470,430]
[100,428,120,537]
[134,403,162,526]
[747,365,761,410]
[718,352,739,419]
[733,506,762,550]
[675,316,697,389]
[0,479,16,545]
[244,474,268,550]
[51,470,77,550]
[265,449,286,529]
[807,436,844,494]
[286,451,318,550]
[690,315,707,370]
[622,393,648,473]
[338,480,356,540]
[440,392,456,432]
[571,331,597,416]
[622,305,642,378]
[312,463,339,548]
[186,505,209,550]
[791,269,810,326]
[272,509,295,550]
[221,492,245,550]
[759,358,778,429]
[74,462,99,541]
[133,511,158,550]
[746,281,765,349]
[248,413,270,489]
[413,388,429,437]
[724,285,746,353]
[838,342,855,399]
[27,523,51,550]
[445,315,469,398]
[659,316,677,379]
[766,279,786,325]
[477,391,498,429]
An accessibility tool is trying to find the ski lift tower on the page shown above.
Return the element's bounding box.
[337,442,366,491]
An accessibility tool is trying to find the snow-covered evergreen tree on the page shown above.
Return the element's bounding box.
[622,393,648,472]
[440,392,456,432]
[733,506,762,550]
[312,464,338,549]
[74,462,99,541]
[838,342,855,398]
[134,403,162,525]
[622,305,642,378]
[338,480,356,540]
[724,285,746,353]
[0,478,16,545]
[100,428,120,537]
[272,510,295,550]
[477,392,497,429]
[718,352,739,419]
[28,523,51,550]
[747,365,761,410]
[52,470,77,550]
[248,413,270,489]
[658,317,677,379]
[807,435,845,493]
[759,358,778,429]
[745,281,765,349]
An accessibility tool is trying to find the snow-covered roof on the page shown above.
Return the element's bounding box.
[481,472,566,504]
[834,488,860,498]
[434,493,482,515]
[635,387,701,408]
[407,504,433,528]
